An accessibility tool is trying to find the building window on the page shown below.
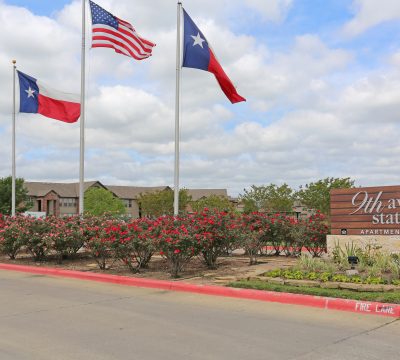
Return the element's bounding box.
[123,199,133,208]
[61,198,77,208]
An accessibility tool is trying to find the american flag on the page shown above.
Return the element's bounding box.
[89,1,155,60]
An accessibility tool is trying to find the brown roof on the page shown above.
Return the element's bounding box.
[105,185,170,199]
[25,182,229,201]
[26,182,75,197]
[187,189,228,201]
[25,181,106,197]
[25,181,172,200]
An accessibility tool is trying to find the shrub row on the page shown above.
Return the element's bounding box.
[265,268,400,285]
[264,251,400,285]
[0,210,329,277]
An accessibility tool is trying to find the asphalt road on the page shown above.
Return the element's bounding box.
[0,270,398,360]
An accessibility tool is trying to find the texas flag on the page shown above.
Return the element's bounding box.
[17,71,81,123]
[182,9,245,104]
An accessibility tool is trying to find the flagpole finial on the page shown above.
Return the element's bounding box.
[12,60,16,65]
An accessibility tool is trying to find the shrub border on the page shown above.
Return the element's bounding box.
[0,262,399,318]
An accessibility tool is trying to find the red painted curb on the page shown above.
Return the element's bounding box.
[0,263,399,318]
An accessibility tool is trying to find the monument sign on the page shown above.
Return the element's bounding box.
[331,185,400,235]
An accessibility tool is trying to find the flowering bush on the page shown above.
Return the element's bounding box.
[111,218,159,273]
[0,210,330,276]
[21,217,53,261]
[192,209,239,269]
[302,212,329,257]
[236,213,270,265]
[280,216,301,256]
[265,214,299,256]
[47,216,86,262]
[156,216,201,277]
[0,215,27,259]
[123,218,159,270]
[85,217,121,270]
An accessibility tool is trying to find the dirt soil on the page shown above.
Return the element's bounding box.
[0,252,298,286]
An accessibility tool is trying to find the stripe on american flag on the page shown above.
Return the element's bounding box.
[92,24,152,59]
[89,1,155,60]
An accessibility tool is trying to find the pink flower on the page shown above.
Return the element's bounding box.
[174,249,181,254]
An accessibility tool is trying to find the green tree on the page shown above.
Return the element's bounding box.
[0,176,32,215]
[296,177,355,216]
[239,184,295,213]
[241,198,258,214]
[84,187,126,216]
[191,195,234,213]
[138,189,191,217]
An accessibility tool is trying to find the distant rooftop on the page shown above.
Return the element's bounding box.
[25,181,229,200]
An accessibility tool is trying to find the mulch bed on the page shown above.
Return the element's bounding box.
[0,251,297,285]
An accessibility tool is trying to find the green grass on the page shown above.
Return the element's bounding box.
[228,280,400,304]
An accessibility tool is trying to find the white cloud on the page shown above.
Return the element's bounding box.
[343,0,400,36]
[244,0,293,22]
[231,35,352,109]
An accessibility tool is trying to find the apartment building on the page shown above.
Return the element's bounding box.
[25,181,229,218]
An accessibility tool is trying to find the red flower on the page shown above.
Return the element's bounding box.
[174,249,181,254]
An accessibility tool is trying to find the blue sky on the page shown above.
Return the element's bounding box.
[6,0,398,80]
[237,1,352,44]
[5,0,71,15]
[1,0,400,195]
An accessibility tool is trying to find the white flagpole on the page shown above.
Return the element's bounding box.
[11,60,16,217]
[79,0,86,216]
[174,2,182,216]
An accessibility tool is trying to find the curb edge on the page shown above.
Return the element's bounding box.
[0,263,398,318]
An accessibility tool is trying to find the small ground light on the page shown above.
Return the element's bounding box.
[348,256,359,270]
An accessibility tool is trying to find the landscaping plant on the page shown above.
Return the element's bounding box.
[116,218,159,272]
[0,210,331,277]
[86,217,121,270]
[0,215,27,259]
[21,217,53,261]
[156,215,201,277]
[193,209,238,269]
[237,212,269,265]
[48,216,86,263]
